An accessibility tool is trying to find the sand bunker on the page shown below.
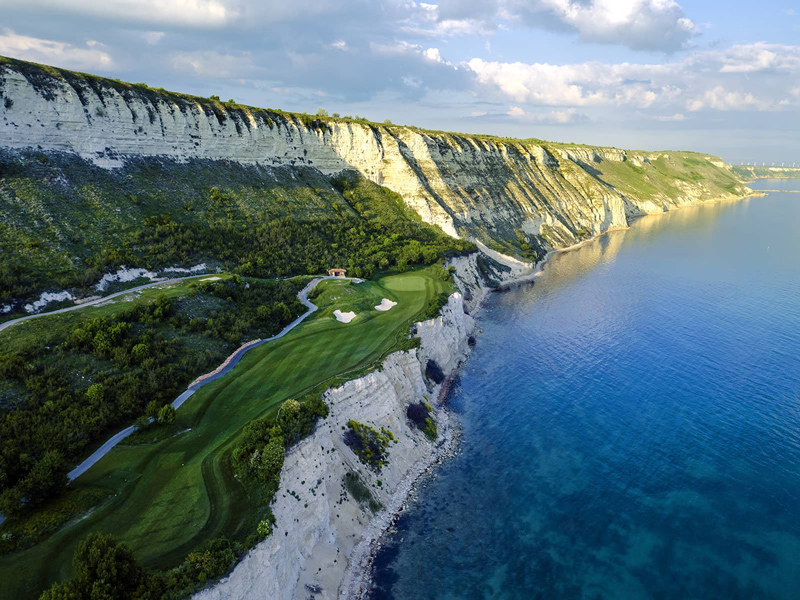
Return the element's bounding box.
[334,310,357,323]
[201,276,222,281]
[374,298,398,311]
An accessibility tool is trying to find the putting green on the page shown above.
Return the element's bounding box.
[1,267,450,599]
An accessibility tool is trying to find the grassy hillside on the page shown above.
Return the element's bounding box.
[731,165,800,179]
[0,266,451,600]
[0,150,472,314]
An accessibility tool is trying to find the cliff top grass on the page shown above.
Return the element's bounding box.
[0,54,725,163]
[0,265,451,600]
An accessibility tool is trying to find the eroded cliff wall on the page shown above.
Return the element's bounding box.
[0,57,750,255]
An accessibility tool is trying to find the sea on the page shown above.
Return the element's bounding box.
[369,181,800,600]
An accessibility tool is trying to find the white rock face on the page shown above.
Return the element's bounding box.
[23,290,75,313]
[94,267,158,291]
[0,64,748,250]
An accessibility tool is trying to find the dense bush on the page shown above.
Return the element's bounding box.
[231,394,328,490]
[39,532,247,600]
[0,153,474,310]
[406,401,437,441]
[0,278,305,518]
[425,359,445,384]
[343,420,394,471]
[39,533,159,600]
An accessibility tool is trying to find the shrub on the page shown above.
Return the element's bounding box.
[425,359,445,384]
[342,472,381,513]
[183,537,236,584]
[406,402,429,425]
[39,533,154,600]
[343,420,393,471]
[257,518,273,538]
[158,404,176,424]
[406,402,437,441]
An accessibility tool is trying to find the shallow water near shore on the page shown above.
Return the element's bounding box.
[369,185,800,599]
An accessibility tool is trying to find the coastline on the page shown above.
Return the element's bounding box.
[191,189,759,600]
[339,189,760,600]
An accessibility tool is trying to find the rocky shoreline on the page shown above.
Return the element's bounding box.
[340,407,462,599]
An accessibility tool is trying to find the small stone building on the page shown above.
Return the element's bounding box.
[327,268,347,278]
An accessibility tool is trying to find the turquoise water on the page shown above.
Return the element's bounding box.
[370,186,800,599]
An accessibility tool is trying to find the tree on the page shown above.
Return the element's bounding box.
[256,437,285,483]
[40,533,156,600]
[316,108,328,117]
[145,400,160,420]
[158,404,176,424]
[22,450,68,508]
[85,383,104,405]
[282,398,300,415]
[383,119,392,125]
[131,343,149,364]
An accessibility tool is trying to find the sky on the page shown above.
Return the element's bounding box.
[1,0,799,163]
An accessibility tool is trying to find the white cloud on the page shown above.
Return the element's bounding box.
[3,0,231,28]
[686,87,772,112]
[467,58,674,107]
[331,40,348,51]
[715,43,800,73]
[170,50,256,79]
[142,31,165,45]
[468,43,800,114]
[507,105,587,123]
[423,47,446,63]
[433,0,697,51]
[653,112,685,121]
[0,28,112,70]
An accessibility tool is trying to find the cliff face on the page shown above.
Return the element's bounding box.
[0,57,750,255]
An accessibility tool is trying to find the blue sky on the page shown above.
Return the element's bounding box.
[2,0,799,163]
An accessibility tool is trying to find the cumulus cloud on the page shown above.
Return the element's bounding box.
[686,87,770,112]
[714,43,800,73]
[653,112,685,121]
[171,50,257,79]
[0,28,112,70]
[434,0,697,51]
[468,43,800,114]
[467,58,674,107]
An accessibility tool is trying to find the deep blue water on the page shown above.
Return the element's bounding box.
[370,185,800,600]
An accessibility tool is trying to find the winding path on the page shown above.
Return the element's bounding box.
[66,276,354,481]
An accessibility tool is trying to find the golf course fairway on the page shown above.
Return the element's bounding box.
[0,267,451,600]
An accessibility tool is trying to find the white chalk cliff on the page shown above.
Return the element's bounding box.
[0,57,750,253]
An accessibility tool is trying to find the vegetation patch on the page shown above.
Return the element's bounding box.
[425,359,446,384]
[0,276,305,519]
[343,420,394,471]
[342,471,382,513]
[0,150,473,316]
[406,401,437,441]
